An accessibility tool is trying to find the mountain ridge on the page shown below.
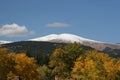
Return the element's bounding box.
[29,33,120,51]
[1,33,120,51]
[30,33,104,43]
[0,40,12,44]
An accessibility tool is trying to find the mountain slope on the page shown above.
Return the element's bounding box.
[0,40,12,44]
[30,33,102,43]
[0,41,94,65]
[1,33,120,57]
[30,33,120,51]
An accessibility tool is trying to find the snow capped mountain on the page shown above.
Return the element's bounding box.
[1,33,120,51]
[30,33,102,43]
[30,33,120,51]
[0,40,12,44]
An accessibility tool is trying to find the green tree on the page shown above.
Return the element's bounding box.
[39,65,52,80]
[49,43,83,79]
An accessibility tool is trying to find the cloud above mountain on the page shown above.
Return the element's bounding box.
[46,22,72,27]
[0,23,35,37]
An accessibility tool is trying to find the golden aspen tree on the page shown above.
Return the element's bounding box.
[49,43,83,79]
[0,48,42,80]
[72,50,120,80]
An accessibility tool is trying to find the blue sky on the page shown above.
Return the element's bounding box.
[0,0,120,43]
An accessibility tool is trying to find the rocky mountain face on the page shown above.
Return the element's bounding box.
[83,41,120,51]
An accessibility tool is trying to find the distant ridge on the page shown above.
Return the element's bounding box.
[1,33,120,51]
[0,40,12,44]
[30,33,120,51]
[30,33,103,43]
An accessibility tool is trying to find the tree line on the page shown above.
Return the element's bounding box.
[0,43,120,80]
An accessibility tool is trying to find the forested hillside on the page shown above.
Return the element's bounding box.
[1,41,93,65]
[1,43,120,80]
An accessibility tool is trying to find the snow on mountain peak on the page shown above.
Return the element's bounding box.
[0,40,12,44]
[30,33,102,43]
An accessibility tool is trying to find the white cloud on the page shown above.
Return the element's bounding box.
[0,23,35,37]
[46,22,72,27]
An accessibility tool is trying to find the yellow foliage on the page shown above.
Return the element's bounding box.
[0,48,41,80]
[72,50,120,80]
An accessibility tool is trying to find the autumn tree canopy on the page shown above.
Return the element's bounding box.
[72,50,120,80]
[49,43,83,79]
[1,42,120,80]
[0,48,41,80]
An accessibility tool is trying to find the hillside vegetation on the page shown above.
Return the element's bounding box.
[1,41,93,65]
[0,43,120,80]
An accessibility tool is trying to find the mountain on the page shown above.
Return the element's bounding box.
[30,33,102,43]
[0,40,12,44]
[0,41,93,65]
[117,43,120,44]
[30,33,120,51]
[1,33,120,58]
